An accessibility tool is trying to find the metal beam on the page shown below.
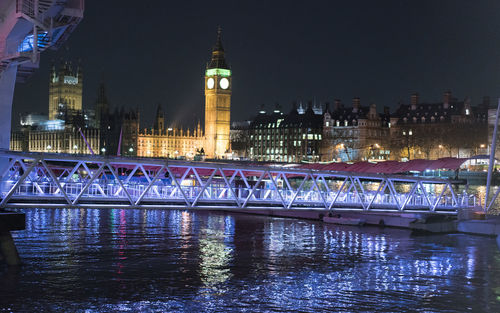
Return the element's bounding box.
[72,163,105,205]
[0,158,39,207]
[135,165,165,205]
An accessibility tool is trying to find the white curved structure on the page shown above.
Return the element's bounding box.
[0,0,84,150]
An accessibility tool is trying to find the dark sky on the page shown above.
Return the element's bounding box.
[12,0,500,128]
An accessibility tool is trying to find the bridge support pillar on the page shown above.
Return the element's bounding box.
[0,230,20,266]
[0,64,17,182]
[0,63,16,151]
[0,211,24,266]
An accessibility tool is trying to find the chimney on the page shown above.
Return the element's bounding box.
[352,97,360,112]
[443,90,451,109]
[384,106,390,115]
[369,103,377,119]
[334,99,341,111]
[258,104,266,114]
[410,93,418,110]
[324,102,330,114]
[274,102,281,114]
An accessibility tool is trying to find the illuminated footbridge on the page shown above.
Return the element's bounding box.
[0,150,480,214]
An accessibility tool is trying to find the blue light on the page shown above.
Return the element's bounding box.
[17,28,65,53]
[18,31,49,52]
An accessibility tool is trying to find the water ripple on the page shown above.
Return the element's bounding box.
[1,208,500,312]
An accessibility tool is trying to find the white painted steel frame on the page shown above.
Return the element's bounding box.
[0,150,478,213]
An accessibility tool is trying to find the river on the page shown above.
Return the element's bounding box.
[1,208,500,312]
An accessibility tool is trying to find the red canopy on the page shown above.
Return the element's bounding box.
[292,157,469,174]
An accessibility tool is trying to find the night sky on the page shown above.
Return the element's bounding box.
[12,0,500,128]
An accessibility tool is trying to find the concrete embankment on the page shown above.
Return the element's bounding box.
[227,208,499,236]
[457,216,500,236]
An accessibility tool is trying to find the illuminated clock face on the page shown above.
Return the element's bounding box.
[219,77,229,89]
[207,77,215,89]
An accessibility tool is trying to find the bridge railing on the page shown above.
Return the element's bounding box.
[0,150,478,213]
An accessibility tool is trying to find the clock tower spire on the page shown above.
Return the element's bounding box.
[204,26,231,158]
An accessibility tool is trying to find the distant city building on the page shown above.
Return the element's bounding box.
[11,128,99,154]
[135,27,231,159]
[136,104,204,158]
[248,102,323,162]
[241,91,491,163]
[321,98,391,162]
[11,60,100,154]
[390,91,489,160]
[9,36,493,164]
[11,28,234,159]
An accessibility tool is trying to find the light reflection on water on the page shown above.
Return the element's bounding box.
[1,208,500,312]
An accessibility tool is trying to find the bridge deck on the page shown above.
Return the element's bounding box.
[0,150,479,214]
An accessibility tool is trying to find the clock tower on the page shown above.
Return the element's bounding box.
[204,27,231,158]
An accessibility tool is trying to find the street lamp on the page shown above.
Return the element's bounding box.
[336,143,350,162]
[370,143,381,160]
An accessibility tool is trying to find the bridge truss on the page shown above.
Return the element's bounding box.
[0,151,478,213]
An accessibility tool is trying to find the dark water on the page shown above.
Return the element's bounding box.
[2,209,500,312]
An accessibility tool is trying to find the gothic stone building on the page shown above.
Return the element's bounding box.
[11,60,100,154]
[135,28,231,159]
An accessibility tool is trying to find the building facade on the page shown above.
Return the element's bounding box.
[11,60,101,154]
[11,128,99,154]
[137,105,204,158]
[248,102,324,162]
[389,91,489,160]
[321,98,391,162]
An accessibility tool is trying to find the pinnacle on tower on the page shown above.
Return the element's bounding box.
[208,26,229,69]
